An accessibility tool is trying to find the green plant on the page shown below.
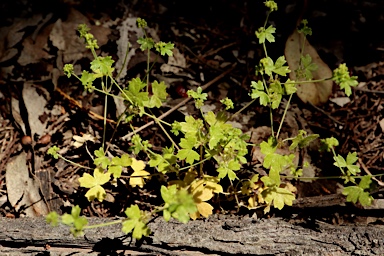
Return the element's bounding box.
[46,1,377,239]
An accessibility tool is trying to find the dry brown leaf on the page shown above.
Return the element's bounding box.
[160,47,186,74]
[6,152,48,216]
[329,96,351,107]
[22,83,49,138]
[18,35,53,66]
[50,8,110,64]
[285,30,333,105]
[1,14,52,64]
[379,119,384,133]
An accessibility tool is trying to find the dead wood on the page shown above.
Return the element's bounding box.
[1,214,383,256]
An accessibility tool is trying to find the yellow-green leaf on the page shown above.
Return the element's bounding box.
[129,169,150,188]
[78,173,97,188]
[131,158,146,172]
[78,168,110,202]
[196,201,213,218]
[84,185,106,201]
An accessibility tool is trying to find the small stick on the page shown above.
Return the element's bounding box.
[309,102,344,125]
[56,87,116,124]
[358,158,384,187]
[122,63,237,140]
[354,87,384,94]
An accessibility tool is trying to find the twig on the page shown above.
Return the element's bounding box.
[122,63,237,140]
[309,102,344,125]
[201,42,237,58]
[354,87,384,94]
[55,87,116,124]
[358,158,384,187]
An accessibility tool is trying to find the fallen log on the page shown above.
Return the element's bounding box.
[1,213,383,256]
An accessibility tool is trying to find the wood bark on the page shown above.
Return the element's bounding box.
[1,214,383,256]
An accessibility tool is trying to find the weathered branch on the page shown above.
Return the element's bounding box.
[1,213,383,255]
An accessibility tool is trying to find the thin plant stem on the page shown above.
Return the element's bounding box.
[116,42,130,79]
[262,11,271,57]
[228,99,257,121]
[282,77,333,85]
[57,154,92,170]
[229,179,241,211]
[152,115,180,151]
[199,145,204,178]
[276,93,293,140]
[142,112,171,127]
[179,157,211,171]
[146,48,150,90]
[102,93,108,150]
[260,77,274,135]
[83,219,122,230]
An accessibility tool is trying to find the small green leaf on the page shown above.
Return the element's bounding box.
[297,19,312,36]
[359,175,372,190]
[47,146,60,159]
[289,130,319,150]
[342,184,373,207]
[94,148,110,169]
[129,158,150,188]
[161,185,197,224]
[46,211,59,226]
[260,57,274,76]
[131,135,152,154]
[63,64,74,78]
[320,137,339,152]
[269,80,283,109]
[146,80,168,108]
[177,148,200,164]
[129,77,147,93]
[80,70,96,92]
[259,56,290,77]
[255,25,276,44]
[137,37,154,51]
[251,80,264,90]
[171,121,182,135]
[149,153,162,167]
[264,1,278,12]
[284,79,297,95]
[78,167,110,202]
[77,24,99,50]
[228,159,241,171]
[346,152,358,165]
[155,42,174,56]
[136,18,147,28]
[250,81,269,106]
[125,78,149,107]
[121,219,136,234]
[73,217,88,232]
[111,154,132,167]
[187,87,207,109]
[220,97,234,110]
[334,152,360,175]
[333,155,347,168]
[273,56,291,76]
[122,205,150,240]
[262,186,295,210]
[90,56,115,76]
[260,140,276,155]
[217,165,238,181]
[108,165,123,178]
[61,205,88,237]
[332,63,358,96]
[179,135,198,149]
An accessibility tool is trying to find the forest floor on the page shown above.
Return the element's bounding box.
[1,0,384,227]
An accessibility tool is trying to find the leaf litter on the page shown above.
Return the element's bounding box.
[0,1,383,225]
